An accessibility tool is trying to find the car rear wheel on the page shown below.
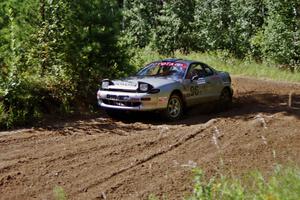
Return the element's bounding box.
[163,94,183,121]
[219,88,232,110]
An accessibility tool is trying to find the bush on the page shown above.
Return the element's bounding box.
[0,102,7,128]
[0,72,75,129]
[1,78,43,128]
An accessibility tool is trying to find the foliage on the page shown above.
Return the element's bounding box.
[122,0,161,48]
[0,0,132,129]
[0,102,7,128]
[192,0,233,52]
[260,0,300,69]
[128,46,162,71]
[153,0,195,55]
[153,1,180,56]
[123,0,300,68]
[229,0,265,59]
[188,166,300,200]
[62,0,133,100]
[53,186,67,200]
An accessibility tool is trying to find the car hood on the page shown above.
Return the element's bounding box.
[108,76,180,90]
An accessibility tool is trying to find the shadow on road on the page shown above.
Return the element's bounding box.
[102,92,300,126]
[2,92,299,134]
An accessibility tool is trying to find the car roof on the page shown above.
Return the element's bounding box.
[162,58,183,62]
[160,58,199,65]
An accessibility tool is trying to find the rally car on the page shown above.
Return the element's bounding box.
[97,58,233,120]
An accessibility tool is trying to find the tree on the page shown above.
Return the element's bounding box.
[192,0,234,53]
[0,0,40,93]
[0,0,133,128]
[261,0,300,68]
[230,0,265,58]
[61,0,133,100]
[123,0,162,48]
[153,0,195,55]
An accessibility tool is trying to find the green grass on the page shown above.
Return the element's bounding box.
[148,166,300,200]
[53,186,67,200]
[131,48,300,83]
[188,166,300,200]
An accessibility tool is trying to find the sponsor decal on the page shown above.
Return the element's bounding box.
[114,81,137,87]
[158,97,168,103]
[160,62,187,68]
[196,78,206,85]
[190,86,203,96]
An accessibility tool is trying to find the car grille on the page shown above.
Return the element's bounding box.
[106,95,130,101]
[102,99,141,107]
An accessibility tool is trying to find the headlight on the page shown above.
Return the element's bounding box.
[101,81,109,89]
[138,82,154,93]
[139,83,149,92]
[101,79,113,89]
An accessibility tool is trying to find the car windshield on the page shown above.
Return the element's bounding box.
[136,61,188,78]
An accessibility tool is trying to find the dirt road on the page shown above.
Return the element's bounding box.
[1,77,300,200]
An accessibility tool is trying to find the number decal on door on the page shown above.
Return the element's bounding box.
[190,86,202,96]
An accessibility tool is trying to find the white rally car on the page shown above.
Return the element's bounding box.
[97,58,233,120]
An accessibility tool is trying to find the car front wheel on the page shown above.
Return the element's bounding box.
[163,94,183,121]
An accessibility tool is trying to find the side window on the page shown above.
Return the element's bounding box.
[186,64,204,79]
[200,63,214,77]
[203,67,214,76]
[186,63,214,79]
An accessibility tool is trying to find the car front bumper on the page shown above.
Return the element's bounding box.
[97,90,168,111]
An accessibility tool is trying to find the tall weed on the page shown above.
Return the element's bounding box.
[188,166,300,200]
[53,186,67,200]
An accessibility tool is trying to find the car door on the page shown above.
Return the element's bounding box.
[200,63,223,101]
[182,63,208,106]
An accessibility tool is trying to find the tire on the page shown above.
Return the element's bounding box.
[163,94,183,121]
[219,88,232,110]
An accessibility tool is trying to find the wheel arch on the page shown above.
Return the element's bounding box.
[222,86,233,96]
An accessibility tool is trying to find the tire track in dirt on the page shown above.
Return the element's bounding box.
[76,119,223,200]
[0,122,152,177]
[0,124,178,199]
